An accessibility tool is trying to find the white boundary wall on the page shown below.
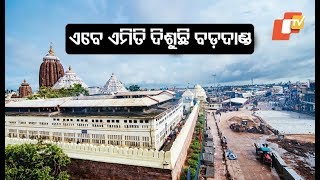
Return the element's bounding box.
[5,103,199,171]
[170,103,199,167]
[5,137,171,169]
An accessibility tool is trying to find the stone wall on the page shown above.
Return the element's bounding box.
[5,137,171,169]
[66,159,172,180]
[170,103,199,180]
[272,151,304,180]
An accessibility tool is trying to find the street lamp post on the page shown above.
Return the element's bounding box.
[212,74,216,96]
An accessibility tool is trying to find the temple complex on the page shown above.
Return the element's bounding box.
[52,66,88,89]
[100,73,128,94]
[39,44,64,88]
[18,80,32,98]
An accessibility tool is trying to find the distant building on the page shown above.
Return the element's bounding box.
[87,86,101,95]
[222,98,248,108]
[272,86,284,95]
[39,44,64,87]
[301,92,315,113]
[308,80,315,91]
[224,91,235,98]
[254,90,267,96]
[18,80,32,98]
[100,73,128,95]
[208,103,222,110]
[242,92,252,99]
[52,66,88,89]
[181,89,194,113]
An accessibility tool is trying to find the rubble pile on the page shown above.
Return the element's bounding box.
[268,138,315,180]
[228,116,269,134]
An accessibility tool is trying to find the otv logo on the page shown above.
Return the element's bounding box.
[272,12,305,40]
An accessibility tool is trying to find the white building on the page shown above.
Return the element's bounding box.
[222,97,248,107]
[181,89,194,113]
[272,86,284,95]
[87,86,101,95]
[5,90,183,151]
[242,92,252,99]
[255,90,267,96]
[208,103,222,110]
[52,66,88,89]
[100,73,128,95]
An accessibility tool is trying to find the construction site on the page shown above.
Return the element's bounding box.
[203,104,315,180]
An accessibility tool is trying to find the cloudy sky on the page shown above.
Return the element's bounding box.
[5,0,315,90]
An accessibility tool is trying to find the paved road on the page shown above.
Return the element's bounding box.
[206,110,227,180]
[208,110,280,180]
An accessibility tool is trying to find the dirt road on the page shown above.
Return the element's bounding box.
[207,110,280,180]
[206,111,227,180]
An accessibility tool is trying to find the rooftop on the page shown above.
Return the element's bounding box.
[6,98,181,118]
[222,98,248,104]
[5,90,175,108]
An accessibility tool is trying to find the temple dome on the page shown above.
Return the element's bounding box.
[39,43,64,87]
[100,73,128,94]
[18,79,32,98]
[193,84,207,101]
[182,89,194,98]
[52,66,88,89]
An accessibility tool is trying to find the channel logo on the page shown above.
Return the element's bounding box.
[272,12,305,40]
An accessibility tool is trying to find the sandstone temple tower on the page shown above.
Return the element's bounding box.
[39,43,64,88]
[18,80,32,98]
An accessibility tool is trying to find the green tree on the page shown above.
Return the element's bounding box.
[128,85,140,91]
[69,84,89,96]
[5,141,71,180]
[28,84,89,99]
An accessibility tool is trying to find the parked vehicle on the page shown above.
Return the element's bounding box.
[254,143,273,169]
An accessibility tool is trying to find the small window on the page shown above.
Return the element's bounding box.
[100,120,103,123]
[134,120,137,123]
[96,120,99,122]
[53,118,56,121]
[107,120,110,123]
[124,120,127,123]
[63,119,65,121]
[92,120,94,122]
[57,119,59,121]
[129,120,132,123]
[77,119,79,122]
[116,120,119,123]
[71,119,73,121]
[85,119,88,122]
[67,119,69,121]
[145,120,149,123]
[140,120,143,123]
[112,120,115,123]
[81,119,83,122]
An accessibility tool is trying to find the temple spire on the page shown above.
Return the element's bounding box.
[48,42,55,55]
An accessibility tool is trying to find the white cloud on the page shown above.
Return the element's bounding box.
[5,0,315,90]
